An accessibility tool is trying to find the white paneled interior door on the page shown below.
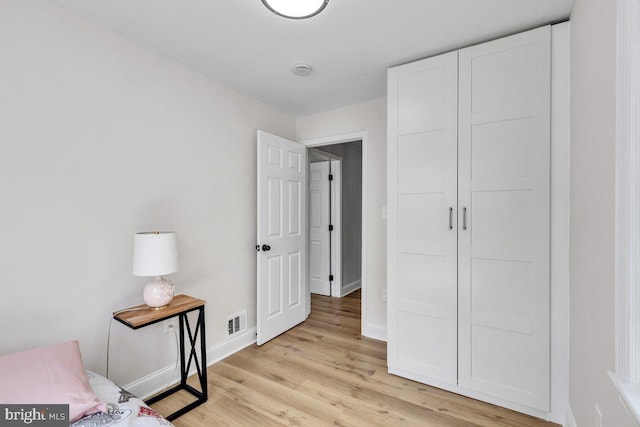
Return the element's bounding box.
[257,130,307,346]
[309,161,331,296]
[387,51,459,385]
[457,26,551,410]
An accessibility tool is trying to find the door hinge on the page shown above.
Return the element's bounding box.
[329,274,334,281]
[329,174,333,181]
[329,224,333,231]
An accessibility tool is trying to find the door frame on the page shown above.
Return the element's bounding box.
[300,131,368,335]
[329,159,342,297]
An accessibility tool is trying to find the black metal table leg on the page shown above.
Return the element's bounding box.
[145,306,207,421]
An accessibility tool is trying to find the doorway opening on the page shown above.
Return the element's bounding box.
[303,132,366,331]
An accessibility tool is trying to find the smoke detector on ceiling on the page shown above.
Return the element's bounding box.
[292,63,313,77]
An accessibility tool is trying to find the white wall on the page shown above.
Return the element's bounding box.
[297,98,387,339]
[0,0,295,388]
[569,0,634,425]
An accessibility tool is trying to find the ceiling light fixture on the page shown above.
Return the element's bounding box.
[292,63,313,76]
[261,0,329,19]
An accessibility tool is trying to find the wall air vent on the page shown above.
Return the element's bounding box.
[226,310,247,338]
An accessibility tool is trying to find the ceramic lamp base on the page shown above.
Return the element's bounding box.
[143,276,175,309]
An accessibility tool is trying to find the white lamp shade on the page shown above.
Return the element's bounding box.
[261,0,329,19]
[133,232,178,277]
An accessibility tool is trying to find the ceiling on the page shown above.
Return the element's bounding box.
[49,0,574,117]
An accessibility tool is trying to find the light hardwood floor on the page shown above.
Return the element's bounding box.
[152,290,559,426]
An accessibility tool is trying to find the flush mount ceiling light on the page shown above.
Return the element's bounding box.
[261,0,329,19]
[292,63,313,76]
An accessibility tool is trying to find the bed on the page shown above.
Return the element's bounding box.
[71,372,173,427]
[0,341,174,427]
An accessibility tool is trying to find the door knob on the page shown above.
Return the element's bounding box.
[262,244,271,252]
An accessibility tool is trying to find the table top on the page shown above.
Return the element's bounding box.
[113,294,206,329]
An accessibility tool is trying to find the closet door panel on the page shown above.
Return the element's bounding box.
[471,258,533,320]
[470,47,535,113]
[387,51,458,385]
[397,65,449,133]
[471,190,533,249]
[471,117,535,180]
[397,193,448,253]
[397,253,447,315]
[398,131,447,184]
[458,26,550,411]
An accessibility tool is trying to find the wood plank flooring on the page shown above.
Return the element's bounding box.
[151,290,558,426]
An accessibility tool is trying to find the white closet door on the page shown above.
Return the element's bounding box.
[387,51,458,385]
[458,26,551,410]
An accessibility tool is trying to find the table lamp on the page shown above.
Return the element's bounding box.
[133,231,178,310]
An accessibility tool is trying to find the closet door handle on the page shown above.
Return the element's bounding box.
[463,207,468,230]
[448,207,453,230]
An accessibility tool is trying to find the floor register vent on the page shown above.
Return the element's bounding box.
[226,310,247,337]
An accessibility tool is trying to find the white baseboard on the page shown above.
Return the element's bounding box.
[123,364,178,401]
[124,327,257,399]
[362,323,387,342]
[565,405,577,427]
[207,326,257,368]
[341,279,361,297]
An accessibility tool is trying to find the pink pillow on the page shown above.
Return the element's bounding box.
[0,341,106,422]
